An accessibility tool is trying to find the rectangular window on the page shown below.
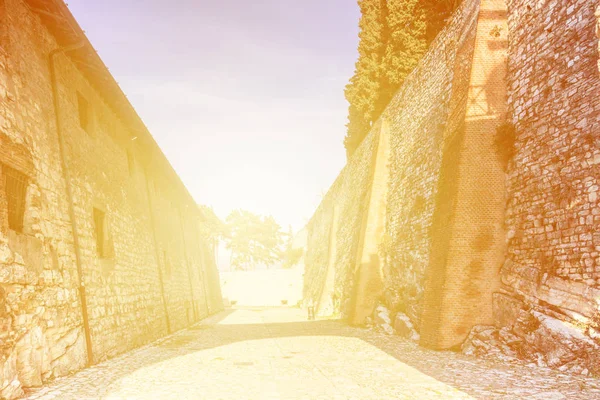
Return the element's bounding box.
[77,92,90,132]
[3,165,28,233]
[93,208,106,257]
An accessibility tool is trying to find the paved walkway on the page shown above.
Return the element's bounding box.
[23,307,600,399]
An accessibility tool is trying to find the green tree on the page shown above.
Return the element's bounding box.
[344,0,386,158]
[224,210,285,270]
[282,247,304,269]
[344,0,460,157]
[376,0,426,118]
[281,226,305,269]
[421,0,460,42]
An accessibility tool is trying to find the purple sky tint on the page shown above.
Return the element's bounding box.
[66,0,360,230]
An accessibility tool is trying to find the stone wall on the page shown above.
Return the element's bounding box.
[305,0,600,374]
[382,0,482,339]
[484,0,600,373]
[420,0,508,349]
[502,0,600,320]
[303,127,377,318]
[304,0,488,333]
[0,0,222,398]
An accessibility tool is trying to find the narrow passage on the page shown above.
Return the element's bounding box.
[24,308,600,400]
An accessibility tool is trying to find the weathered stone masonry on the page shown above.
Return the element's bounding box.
[305,0,600,374]
[305,0,504,343]
[502,0,600,320]
[491,0,600,373]
[0,0,222,398]
[303,127,377,319]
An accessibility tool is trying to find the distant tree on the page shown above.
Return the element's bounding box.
[281,226,304,269]
[224,210,285,270]
[344,0,461,157]
[282,247,304,269]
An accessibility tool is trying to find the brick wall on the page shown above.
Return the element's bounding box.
[304,0,483,331]
[0,0,222,397]
[382,0,482,340]
[421,0,509,348]
[304,0,511,348]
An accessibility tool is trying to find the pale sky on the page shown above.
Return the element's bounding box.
[66,0,360,230]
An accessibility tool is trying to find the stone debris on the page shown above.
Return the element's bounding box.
[393,312,420,342]
[463,307,600,377]
[374,305,392,326]
[371,304,420,341]
[373,305,395,335]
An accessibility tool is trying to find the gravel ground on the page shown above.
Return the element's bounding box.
[22,307,600,400]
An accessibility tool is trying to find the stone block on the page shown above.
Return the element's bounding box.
[493,292,524,328]
[393,312,420,342]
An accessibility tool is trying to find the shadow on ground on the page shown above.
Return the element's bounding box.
[24,308,600,400]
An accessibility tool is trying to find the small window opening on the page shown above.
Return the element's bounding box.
[3,165,28,233]
[77,92,91,132]
[93,208,106,257]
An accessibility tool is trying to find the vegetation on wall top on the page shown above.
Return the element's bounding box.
[344,0,461,157]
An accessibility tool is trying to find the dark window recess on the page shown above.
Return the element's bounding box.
[3,165,28,233]
[77,92,90,132]
[93,208,106,257]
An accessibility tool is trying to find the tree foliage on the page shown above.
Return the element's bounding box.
[282,247,304,269]
[377,0,427,117]
[224,210,285,270]
[344,0,386,158]
[281,227,305,269]
[421,0,461,42]
[344,0,461,157]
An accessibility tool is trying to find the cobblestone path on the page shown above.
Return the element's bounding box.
[23,308,600,400]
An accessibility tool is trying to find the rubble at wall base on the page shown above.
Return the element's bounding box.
[463,295,600,377]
